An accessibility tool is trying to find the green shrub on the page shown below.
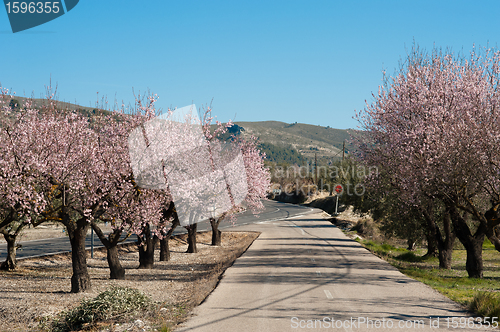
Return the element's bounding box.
[381,243,394,251]
[51,286,152,331]
[353,219,378,238]
[396,251,424,262]
[469,292,500,319]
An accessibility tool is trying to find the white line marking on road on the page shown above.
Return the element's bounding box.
[324,290,333,299]
[289,224,306,234]
[288,208,316,219]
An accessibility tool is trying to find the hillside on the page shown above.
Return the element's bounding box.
[5,96,108,115]
[232,121,352,163]
[0,95,113,125]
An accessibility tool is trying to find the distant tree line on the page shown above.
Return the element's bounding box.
[258,142,305,165]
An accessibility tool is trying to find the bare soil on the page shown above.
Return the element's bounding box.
[0,230,259,332]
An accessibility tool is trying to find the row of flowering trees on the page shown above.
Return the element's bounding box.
[0,87,270,292]
[354,44,500,278]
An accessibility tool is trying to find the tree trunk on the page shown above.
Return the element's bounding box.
[424,228,438,258]
[138,224,156,269]
[107,245,125,279]
[90,221,126,280]
[407,238,416,251]
[159,237,170,261]
[438,210,455,269]
[210,218,222,246]
[186,224,197,253]
[0,213,28,271]
[0,233,17,271]
[138,241,155,269]
[159,215,179,262]
[67,218,91,293]
[438,244,453,269]
[423,206,455,269]
[449,204,484,278]
[437,222,455,270]
[104,233,125,279]
[484,205,500,252]
[464,236,484,278]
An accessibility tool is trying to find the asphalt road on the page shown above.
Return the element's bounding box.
[177,213,481,332]
[0,200,314,260]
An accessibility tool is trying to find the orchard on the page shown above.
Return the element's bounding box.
[0,88,270,292]
[355,44,500,278]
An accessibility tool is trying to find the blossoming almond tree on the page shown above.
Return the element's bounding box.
[1,89,168,288]
[199,134,272,246]
[171,108,270,247]
[0,89,49,270]
[86,104,166,276]
[356,44,500,278]
[129,105,271,251]
[8,96,101,292]
[194,109,270,246]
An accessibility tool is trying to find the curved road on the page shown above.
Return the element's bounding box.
[178,212,480,332]
[0,200,315,260]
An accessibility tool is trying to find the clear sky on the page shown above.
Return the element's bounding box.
[1,0,499,129]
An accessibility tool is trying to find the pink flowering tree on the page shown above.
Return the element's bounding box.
[0,89,49,270]
[3,94,101,292]
[129,105,271,251]
[355,44,500,278]
[0,88,168,288]
[239,136,271,212]
[201,109,246,246]
[194,108,270,246]
[86,103,167,276]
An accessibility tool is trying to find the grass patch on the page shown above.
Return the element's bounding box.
[469,292,500,319]
[358,238,500,317]
[362,240,406,257]
[50,286,152,332]
[396,251,427,263]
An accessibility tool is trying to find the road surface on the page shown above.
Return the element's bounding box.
[0,200,313,260]
[177,213,481,332]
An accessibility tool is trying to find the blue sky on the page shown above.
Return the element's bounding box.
[1,0,499,129]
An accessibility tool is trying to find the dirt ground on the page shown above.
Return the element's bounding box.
[0,230,259,332]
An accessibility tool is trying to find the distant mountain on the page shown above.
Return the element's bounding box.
[232,121,352,164]
[5,96,99,113]
[0,95,111,124]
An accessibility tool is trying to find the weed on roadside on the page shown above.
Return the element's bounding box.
[469,292,500,319]
[49,286,152,332]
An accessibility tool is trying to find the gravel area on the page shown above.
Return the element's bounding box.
[0,231,259,331]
